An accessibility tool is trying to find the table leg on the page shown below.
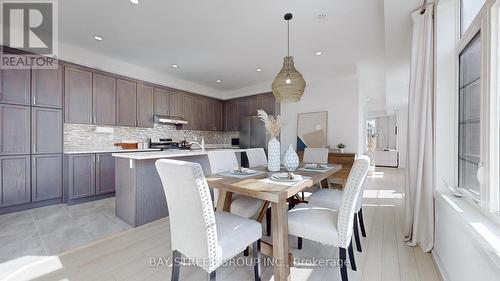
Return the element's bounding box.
[216,190,232,212]
[271,201,291,281]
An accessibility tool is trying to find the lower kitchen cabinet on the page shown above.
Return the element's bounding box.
[0,155,31,207]
[96,153,115,195]
[32,154,62,202]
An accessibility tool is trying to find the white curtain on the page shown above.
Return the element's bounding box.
[404,4,434,252]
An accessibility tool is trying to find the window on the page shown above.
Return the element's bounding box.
[458,34,482,200]
[461,0,486,34]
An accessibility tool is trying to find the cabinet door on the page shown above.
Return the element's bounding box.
[193,96,205,130]
[32,154,62,202]
[68,154,95,199]
[262,93,276,115]
[64,67,93,124]
[154,88,170,115]
[214,100,223,131]
[0,69,30,105]
[170,90,184,117]
[32,107,62,154]
[236,99,249,130]
[93,73,116,125]
[248,95,263,116]
[137,84,154,128]
[224,101,238,131]
[32,66,63,108]
[204,99,214,131]
[182,95,194,130]
[0,104,30,155]
[0,155,30,207]
[116,79,137,127]
[96,153,115,195]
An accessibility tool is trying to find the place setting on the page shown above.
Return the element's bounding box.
[219,165,264,178]
[298,162,333,172]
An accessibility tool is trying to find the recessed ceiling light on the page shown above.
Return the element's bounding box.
[256,68,262,72]
[130,0,139,4]
[315,51,322,56]
[172,64,178,68]
[216,80,222,83]
[93,35,103,41]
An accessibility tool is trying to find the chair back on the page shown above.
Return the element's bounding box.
[336,155,370,248]
[355,153,370,211]
[303,148,329,164]
[155,159,218,273]
[207,150,239,206]
[246,148,268,168]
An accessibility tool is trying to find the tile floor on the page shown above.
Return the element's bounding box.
[0,197,132,263]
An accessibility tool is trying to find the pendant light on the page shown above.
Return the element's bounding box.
[272,13,306,103]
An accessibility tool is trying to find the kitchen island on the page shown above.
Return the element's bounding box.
[112,149,246,227]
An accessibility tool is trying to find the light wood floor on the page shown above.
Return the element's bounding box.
[0,168,442,281]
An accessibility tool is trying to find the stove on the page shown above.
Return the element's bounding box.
[149,138,180,150]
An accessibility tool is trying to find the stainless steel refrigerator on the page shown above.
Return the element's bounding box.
[239,116,269,166]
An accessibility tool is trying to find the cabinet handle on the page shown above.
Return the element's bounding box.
[33,145,36,153]
[97,155,100,163]
[33,96,36,105]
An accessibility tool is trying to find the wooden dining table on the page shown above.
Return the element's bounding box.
[206,164,342,281]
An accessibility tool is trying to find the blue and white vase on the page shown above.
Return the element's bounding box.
[267,138,281,172]
[283,144,299,172]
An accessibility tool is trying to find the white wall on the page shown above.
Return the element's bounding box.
[280,75,364,154]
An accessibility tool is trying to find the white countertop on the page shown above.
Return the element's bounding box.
[112,149,247,160]
[64,148,161,154]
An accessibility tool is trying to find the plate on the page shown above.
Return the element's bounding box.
[304,163,329,170]
[270,173,303,182]
[230,168,258,175]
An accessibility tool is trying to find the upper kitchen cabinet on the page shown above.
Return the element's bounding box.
[224,100,238,131]
[0,104,30,155]
[214,100,223,131]
[236,98,249,130]
[193,96,205,130]
[204,99,223,131]
[32,66,63,108]
[64,66,93,124]
[0,155,31,207]
[32,107,62,154]
[154,87,170,116]
[170,90,184,117]
[92,73,116,126]
[0,68,31,106]
[261,93,276,115]
[137,84,154,128]
[182,94,195,130]
[116,79,137,127]
[247,95,263,116]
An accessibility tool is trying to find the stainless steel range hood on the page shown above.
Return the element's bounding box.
[154,115,188,125]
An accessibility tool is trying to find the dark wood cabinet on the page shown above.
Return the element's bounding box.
[204,99,223,131]
[170,90,184,117]
[96,153,115,195]
[0,104,30,155]
[137,84,154,128]
[68,154,96,200]
[214,100,223,131]
[116,79,137,127]
[193,96,205,130]
[262,93,276,115]
[0,69,31,106]
[64,67,93,124]
[32,67,63,108]
[93,73,116,126]
[0,155,31,207]
[248,95,263,116]
[224,100,238,131]
[154,87,170,115]
[32,107,62,154]
[236,99,249,130]
[182,94,195,130]
[32,154,62,202]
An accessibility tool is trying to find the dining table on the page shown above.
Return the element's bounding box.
[205,163,342,281]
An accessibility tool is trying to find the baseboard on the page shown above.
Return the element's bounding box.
[431,250,450,281]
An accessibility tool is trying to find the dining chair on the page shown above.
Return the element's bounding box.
[155,159,262,281]
[287,155,370,281]
[246,148,268,168]
[301,148,330,201]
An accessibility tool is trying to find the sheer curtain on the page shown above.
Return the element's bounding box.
[404,4,435,252]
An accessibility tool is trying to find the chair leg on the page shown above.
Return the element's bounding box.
[339,247,348,281]
[301,191,305,201]
[297,237,303,250]
[253,240,262,281]
[171,250,181,281]
[244,247,249,256]
[266,208,271,236]
[209,271,216,281]
[353,215,362,252]
[348,239,357,271]
[358,209,367,237]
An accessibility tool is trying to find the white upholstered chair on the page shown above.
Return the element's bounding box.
[246,148,268,168]
[287,155,370,281]
[207,151,264,219]
[155,159,262,281]
[300,148,330,201]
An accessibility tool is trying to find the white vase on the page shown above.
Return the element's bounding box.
[339,148,345,153]
[267,138,281,172]
[283,144,299,172]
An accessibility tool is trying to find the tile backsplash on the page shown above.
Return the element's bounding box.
[64,123,239,150]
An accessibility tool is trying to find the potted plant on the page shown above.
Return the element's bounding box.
[257,109,282,172]
[337,143,346,153]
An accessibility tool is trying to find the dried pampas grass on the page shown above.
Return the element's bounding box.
[257,109,282,139]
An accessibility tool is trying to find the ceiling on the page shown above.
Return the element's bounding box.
[58,0,422,104]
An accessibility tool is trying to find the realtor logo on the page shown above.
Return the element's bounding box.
[0,0,58,69]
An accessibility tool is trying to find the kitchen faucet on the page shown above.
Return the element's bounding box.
[188,137,205,152]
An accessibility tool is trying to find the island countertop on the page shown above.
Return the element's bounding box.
[111,148,247,160]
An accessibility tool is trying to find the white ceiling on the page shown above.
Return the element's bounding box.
[58,0,422,104]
